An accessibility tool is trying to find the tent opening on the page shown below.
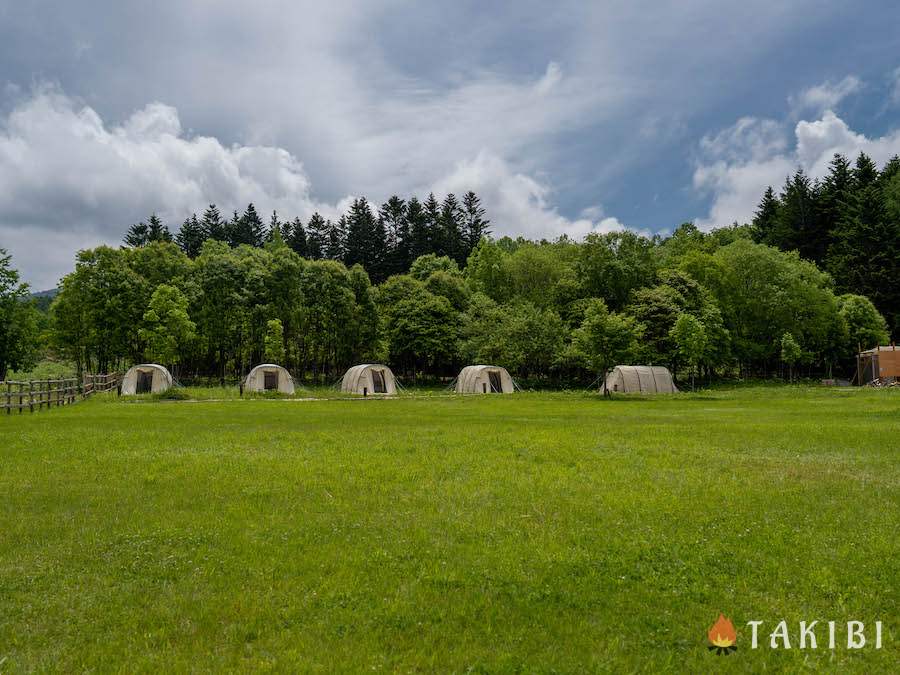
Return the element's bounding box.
[137,370,153,394]
[263,371,277,390]
[372,369,386,393]
[488,370,502,393]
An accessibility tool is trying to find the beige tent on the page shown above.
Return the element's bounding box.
[604,365,678,394]
[455,365,515,394]
[244,363,295,394]
[341,364,397,395]
[121,363,173,395]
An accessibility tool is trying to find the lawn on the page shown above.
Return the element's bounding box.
[0,387,897,672]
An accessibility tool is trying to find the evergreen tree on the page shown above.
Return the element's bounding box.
[306,213,328,260]
[175,214,207,258]
[406,197,429,262]
[776,169,816,256]
[285,217,308,257]
[326,217,346,260]
[462,191,490,260]
[202,204,227,241]
[146,214,173,243]
[123,221,149,247]
[751,186,780,246]
[225,210,242,247]
[422,193,442,256]
[440,193,465,265]
[267,211,283,243]
[380,196,409,276]
[816,154,853,263]
[343,197,386,279]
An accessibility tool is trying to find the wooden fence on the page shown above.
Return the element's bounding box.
[1,373,120,414]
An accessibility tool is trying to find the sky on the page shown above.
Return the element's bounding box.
[2,1,900,289]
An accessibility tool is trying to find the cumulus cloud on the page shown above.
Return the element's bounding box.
[788,75,862,116]
[430,151,628,241]
[0,87,631,288]
[694,109,900,229]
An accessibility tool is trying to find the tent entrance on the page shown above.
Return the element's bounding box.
[264,371,278,390]
[137,370,153,394]
[488,370,502,393]
[372,369,386,393]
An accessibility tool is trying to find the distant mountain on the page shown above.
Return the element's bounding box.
[30,288,59,312]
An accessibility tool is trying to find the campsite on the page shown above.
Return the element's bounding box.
[1,385,897,671]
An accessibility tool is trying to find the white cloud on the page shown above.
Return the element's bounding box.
[694,109,900,229]
[430,151,629,241]
[788,75,862,116]
[0,87,632,288]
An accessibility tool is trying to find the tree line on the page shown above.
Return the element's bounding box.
[2,169,895,385]
[124,191,490,284]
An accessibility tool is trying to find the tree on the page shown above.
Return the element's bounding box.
[751,186,780,246]
[439,193,465,264]
[264,318,285,363]
[568,298,642,381]
[406,196,429,261]
[285,217,308,257]
[146,214,173,243]
[175,214,207,258]
[837,294,889,352]
[409,254,460,280]
[0,250,39,380]
[202,204,227,242]
[139,284,196,368]
[123,221,149,247]
[462,191,490,259]
[670,313,707,390]
[306,213,328,260]
[780,332,802,382]
[380,196,410,276]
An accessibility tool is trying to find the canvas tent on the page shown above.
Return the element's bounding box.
[244,363,295,394]
[121,364,173,395]
[604,365,678,394]
[341,364,397,395]
[455,365,515,394]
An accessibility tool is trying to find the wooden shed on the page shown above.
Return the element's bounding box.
[856,345,900,385]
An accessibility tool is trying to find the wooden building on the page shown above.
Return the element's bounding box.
[857,345,900,385]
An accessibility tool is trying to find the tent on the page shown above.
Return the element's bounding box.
[244,363,295,394]
[604,365,678,394]
[455,365,515,394]
[341,364,397,395]
[121,364,173,395]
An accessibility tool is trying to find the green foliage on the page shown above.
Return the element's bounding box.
[264,319,285,363]
[0,249,40,380]
[837,294,889,351]
[139,285,196,366]
[568,298,642,375]
[670,313,707,388]
[409,253,460,281]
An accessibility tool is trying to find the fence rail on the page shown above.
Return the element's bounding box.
[1,373,120,414]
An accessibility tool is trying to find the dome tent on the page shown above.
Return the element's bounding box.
[121,364,173,395]
[455,365,515,394]
[244,364,295,394]
[341,364,397,395]
[604,365,678,394]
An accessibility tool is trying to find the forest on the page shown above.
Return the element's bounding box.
[1,151,897,385]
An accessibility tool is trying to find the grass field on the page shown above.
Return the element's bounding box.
[1,387,898,672]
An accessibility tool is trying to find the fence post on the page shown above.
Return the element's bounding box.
[29,380,34,413]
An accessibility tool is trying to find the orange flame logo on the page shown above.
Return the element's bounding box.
[707,614,737,654]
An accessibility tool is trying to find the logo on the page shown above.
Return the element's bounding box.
[707,614,738,655]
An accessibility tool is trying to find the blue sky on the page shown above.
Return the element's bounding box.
[2,1,900,288]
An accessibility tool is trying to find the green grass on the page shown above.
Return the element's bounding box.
[1,387,897,672]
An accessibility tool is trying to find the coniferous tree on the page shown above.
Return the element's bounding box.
[422,193,442,256]
[440,193,465,265]
[242,203,266,247]
[406,197,428,262]
[462,191,490,259]
[286,217,308,257]
[267,211,282,243]
[326,217,346,260]
[176,214,207,258]
[751,186,781,246]
[202,204,227,241]
[815,154,853,264]
[146,214,173,243]
[344,198,387,279]
[123,221,150,247]
[225,210,242,247]
[380,196,410,276]
[776,169,816,255]
[306,213,328,259]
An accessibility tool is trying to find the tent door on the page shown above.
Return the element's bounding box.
[488,370,502,393]
[264,371,278,390]
[372,369,386,393]
[137,370,153,394]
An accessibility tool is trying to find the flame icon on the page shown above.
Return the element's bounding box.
[707,614,737,654]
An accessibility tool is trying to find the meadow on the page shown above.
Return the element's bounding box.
[0,387,898,672]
